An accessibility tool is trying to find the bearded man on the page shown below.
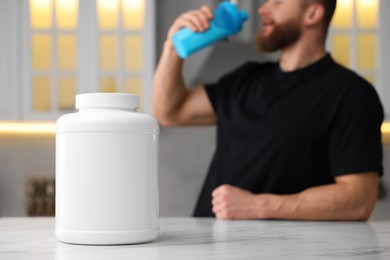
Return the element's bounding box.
[152,0,384,221]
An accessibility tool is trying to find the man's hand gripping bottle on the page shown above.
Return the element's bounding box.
[172,1,248,59]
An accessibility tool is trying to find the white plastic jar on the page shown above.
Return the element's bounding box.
[55,93,159,245]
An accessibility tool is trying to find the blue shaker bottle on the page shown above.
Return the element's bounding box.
[172,1,248,59]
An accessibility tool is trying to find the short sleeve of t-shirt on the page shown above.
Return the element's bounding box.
[328,76,384,177]
[205,62,260,114]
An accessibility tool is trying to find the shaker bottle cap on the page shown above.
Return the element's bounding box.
[216,2,248,33]
[240,11,248,21]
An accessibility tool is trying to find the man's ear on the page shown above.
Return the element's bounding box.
[304,4,324,27]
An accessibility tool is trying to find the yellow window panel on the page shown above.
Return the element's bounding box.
[357,0,378,29]
[58,77,76,110]
[332,34,350,68]
[56,0,78,29]
[124,35,143,71]
[331,0,353,29]
[97,0,119,30]
[57,35,77,71]
[33,77,51,112]
[358,34,376,70]
[99,35,118,71]
[100,78,117,93]
[30,0,53,29]
[32,34,52,70]
[125,78,143,111]
[123,0,145,30]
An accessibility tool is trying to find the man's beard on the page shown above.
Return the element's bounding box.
[256,20,302,52]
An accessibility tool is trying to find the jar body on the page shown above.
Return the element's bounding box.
[55,95,159,245]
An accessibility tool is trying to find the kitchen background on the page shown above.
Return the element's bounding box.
[0,0,389,219]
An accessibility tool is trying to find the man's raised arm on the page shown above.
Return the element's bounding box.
[152,5,216,126]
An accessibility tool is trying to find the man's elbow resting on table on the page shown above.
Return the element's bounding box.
[334,172,380,221]
[275,172,381,221]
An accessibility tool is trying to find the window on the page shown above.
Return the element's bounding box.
[328,0,378,86]
[26,0,79,117]
[21,0,154,120]
[96,0,146,111]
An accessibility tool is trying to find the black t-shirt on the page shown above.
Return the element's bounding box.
[193,54,384,217]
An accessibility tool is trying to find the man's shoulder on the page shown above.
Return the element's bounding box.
[325,61,382,111]
[325,61,376,94]
[328,61,370,85]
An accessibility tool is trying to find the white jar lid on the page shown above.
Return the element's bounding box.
[76,93,139,110]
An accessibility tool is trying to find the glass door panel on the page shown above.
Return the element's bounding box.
[56,0,78,29]
[358,34,377,70]
[99,35,119,71]
[357,0,378,29]
[332,34,351,68]
[124,35,143,71]
[97,0,119,30]
[30,0,53,29]
[123,0,145,30]
[32,34,52,70]
[57,35,77,71]
[33,77,51,112]
[331,0,353,28]
[58,77,76,110]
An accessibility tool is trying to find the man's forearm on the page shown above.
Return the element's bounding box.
[152,42,188,124]
[261,177,378,221]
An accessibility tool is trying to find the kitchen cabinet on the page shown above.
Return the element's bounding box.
[0,0,155,121]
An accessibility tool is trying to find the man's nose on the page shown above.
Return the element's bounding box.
[258,1,270,16]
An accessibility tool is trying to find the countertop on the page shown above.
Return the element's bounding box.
[1,217,390,259]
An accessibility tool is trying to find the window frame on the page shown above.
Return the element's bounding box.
[327,0,379,90]
[20,0,155,120]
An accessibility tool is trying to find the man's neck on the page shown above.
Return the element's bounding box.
[278,40,326,72]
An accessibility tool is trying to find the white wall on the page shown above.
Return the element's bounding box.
[0,135,55,216]
[379,0,390,119]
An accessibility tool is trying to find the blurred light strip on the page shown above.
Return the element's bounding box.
[0,122,55,135]
[0,121,389,141]
[382,122,390,144]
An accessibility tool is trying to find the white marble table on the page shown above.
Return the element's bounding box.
[1,217,390,259]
